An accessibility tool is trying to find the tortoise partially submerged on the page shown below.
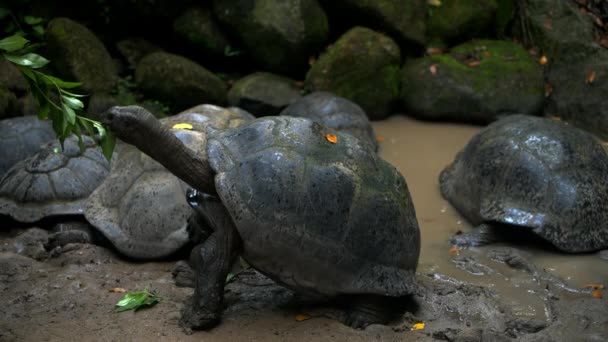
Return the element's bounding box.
[440,115,608,253]
[0,116,55,177]
[84,105,252,259]
[102,106,420,330]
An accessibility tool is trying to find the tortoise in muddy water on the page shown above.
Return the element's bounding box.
[102,105,421,330]
[84,104,253,260]
[0,116,56,177]
[440,115,608,253]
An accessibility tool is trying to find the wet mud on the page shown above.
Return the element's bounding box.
[1,115,606,341]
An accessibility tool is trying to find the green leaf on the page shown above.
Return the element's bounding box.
[42,74,82,89]
[0,34,29,52]
[5,53,49,68]
[32,25,45,36]
[100,129,116,161]
[73,124,85,151]
[224,45,243,57]
[78,117,96,138]
[24,16,44,25]
[62,95,84,110]
[115,290,161,312]
[63,103,76,125]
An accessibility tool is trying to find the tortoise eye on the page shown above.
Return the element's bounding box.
[186,188,200,207]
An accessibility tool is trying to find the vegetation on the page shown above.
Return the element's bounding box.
[0,8,115,160]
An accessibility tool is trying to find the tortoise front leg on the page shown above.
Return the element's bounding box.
[180,194,240,331]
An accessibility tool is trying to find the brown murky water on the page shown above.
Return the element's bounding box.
[374,115,608,320]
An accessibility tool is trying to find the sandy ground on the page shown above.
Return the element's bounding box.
[1,226,606,342]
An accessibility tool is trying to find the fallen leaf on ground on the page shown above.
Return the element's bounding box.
[426,47,443,55]
[325,133,338,144]
[376,136,385,142]
[448,246,460,256]
[109,287,127,293]
[411,322,425,331]
[466,61,481,67]
[115,290,162,312]
[592,290,603,299]
[295,313,311,322]
[539,55,548,65]
[429,64,437,75]
[585,70,596,84]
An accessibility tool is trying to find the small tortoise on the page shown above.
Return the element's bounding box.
[440,115,608,253]
[280,91,379,151]
[102,106,420,330]
[84,104,252,259]
[0,116,55,177]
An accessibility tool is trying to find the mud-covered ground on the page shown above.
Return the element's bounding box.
[1,226,606,342]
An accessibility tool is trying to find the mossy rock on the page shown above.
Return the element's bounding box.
[116,38,162,70]
[305,26,401,120]
[427,0,498,46]
[135,52,227,112]
[0,60,27,93]
[45,17,118,93]
[546,46,608,140]
[228,72,301,116]
[173,7,232,58]
[319,0,426,46]
[515,0,595,59]
[400,39,544,123]
[212,0,329,74]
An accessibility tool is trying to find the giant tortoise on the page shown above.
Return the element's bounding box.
[440,115,608,253]
[101,106,421,330]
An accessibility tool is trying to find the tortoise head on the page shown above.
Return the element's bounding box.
[101,105,217,194]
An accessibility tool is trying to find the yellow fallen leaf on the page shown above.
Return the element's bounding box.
[411,322,425,331]
[295,313,311,322]
[466,60,481,67]
[109,287,127,293]
[325,133,338,144]
[448,246,460,256]
[539,55,548,65]
[172,123,193,130]
[376,136,385,142]
[585,70,596,84]
[592,290,603,299]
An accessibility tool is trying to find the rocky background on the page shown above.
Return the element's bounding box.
[1,0,607,138]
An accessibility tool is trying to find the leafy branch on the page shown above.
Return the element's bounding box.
[0,33,115,160]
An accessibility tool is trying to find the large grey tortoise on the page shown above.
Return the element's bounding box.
[279,91,379,151]
[84,104,253,259]
[0,135,110,223]
[0,116,56,177]
[101,105,420,330]
[440,115,608,253]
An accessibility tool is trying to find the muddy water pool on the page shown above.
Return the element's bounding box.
[374,115,608,320]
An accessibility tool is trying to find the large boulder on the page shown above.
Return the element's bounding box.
[514,0,608,139]
[400,39,544,123]
[227,72,301,117]
[546,46,608,140]
[173,7,233,59]
[427,0,498,46]
[305,26,401,120]
[135,52,227,111]
[45,17,118,93]
[515,0,596,59]
[319,0,426,46]
[212,0,329,74]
